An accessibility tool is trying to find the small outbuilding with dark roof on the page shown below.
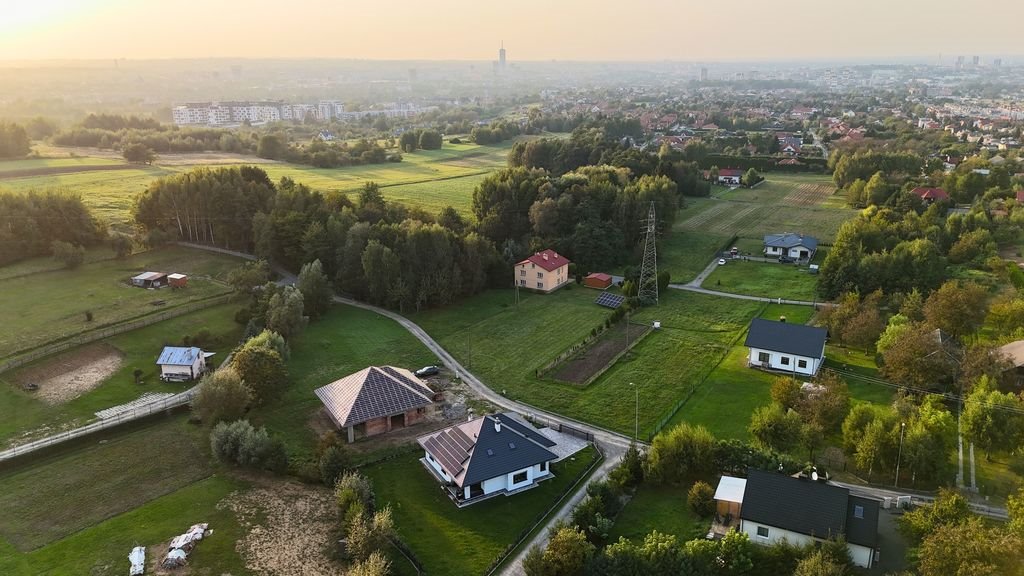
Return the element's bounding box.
[314,366,434,443]
[744,318,827,376]
[417,413,560,507]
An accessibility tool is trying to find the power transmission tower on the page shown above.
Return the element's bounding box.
[638,201,658,306]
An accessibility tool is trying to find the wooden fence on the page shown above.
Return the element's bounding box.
[0,387,197,463]
[0,293,234,375]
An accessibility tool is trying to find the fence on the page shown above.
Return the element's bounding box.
[0,387,197,463]
[0,293,234,375]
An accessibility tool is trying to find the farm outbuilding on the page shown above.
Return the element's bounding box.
[314,366,434,443]
[583,273,613,290]
[168,273,188,288]
[156,346,213,382]
[131,271,169,288]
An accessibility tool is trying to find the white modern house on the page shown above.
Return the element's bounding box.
[156,346,213,382]
[718,470,880,569]
[763,233,819,260]
[417,413,559,507]
[744,318,827,376]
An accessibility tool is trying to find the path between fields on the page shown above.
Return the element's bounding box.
[670,255,825,307]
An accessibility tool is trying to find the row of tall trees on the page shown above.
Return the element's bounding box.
[0,122,31,158]
[257,134,395,168]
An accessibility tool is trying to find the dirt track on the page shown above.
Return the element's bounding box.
[11,342,123,404]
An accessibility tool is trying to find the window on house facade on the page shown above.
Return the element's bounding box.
[512,471,528,484]
[537,272,543,279]
[756,526,769,538]
[758,352,770,363]
[520,269,525,276]
[781,356,790,366]
[854,505,864,519]
[540,461,548,472]
[798,359,808,369]
[519,279,526,286]
[536,282,543,289]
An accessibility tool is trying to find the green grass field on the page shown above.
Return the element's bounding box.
[608,483,707,544]
[253,303,437,462]
[0,303,243,445]
[0,140,522,230]
[702,260,820,301]
[0,245,240,359]
[364,446,596,575]
[0,415,213,551]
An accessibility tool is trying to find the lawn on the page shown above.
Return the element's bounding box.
[608,483,707,544]
[0,415,213,551]
[254,303,437,462]
[0,473,248,576]
[0,156,125,173]
[0,245,241,359]
[0,303,243,445]
[414,288,772,438]
[364,445,597,575]
[702,259,820,301]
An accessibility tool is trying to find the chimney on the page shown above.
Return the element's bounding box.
[494,416,501,433]
[543,252,549,261]
[779,316,787,323]
[553,252,558,259]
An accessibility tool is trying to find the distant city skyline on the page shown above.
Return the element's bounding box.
[1,0,1023,62]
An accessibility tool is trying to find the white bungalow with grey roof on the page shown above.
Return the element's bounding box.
[763,233,818,260]
[745,318,827,376]
[417,413,559,507]
[156,346,213,382]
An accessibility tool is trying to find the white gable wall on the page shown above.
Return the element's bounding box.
[159,355,205,380]
[748,346,821,376]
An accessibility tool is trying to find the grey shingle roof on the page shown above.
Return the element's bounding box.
[741,469,848,541]
[764,233,818,250]
[314,366,433,427]
[744,318,827,358]
[846,495,880,548]
[418,413,558,488]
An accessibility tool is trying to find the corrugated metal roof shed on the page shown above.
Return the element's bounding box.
[156,346,203,366]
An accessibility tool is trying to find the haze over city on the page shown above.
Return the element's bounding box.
[2,0,1024,62]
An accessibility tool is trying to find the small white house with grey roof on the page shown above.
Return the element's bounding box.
[745,318,827,376]
[156,346,214,382]
[764,233,818,260]
[417,413,560,507]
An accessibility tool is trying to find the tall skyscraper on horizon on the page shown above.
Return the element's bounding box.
[700,67,708,82]
[499,42,506,70]
[972,55,980,66]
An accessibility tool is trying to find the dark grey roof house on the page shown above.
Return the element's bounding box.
[764,233,818,260]
[417,413,559,507]
[738,469,879,568]
[744,318,827,376]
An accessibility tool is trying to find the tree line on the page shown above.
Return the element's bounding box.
[256,134,396,168]
[0,191,107,266]
[0,122,31,158]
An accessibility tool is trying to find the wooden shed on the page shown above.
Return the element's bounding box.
[168,273,188,288]
[584,273,612,290]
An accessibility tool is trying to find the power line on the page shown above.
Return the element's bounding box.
[831,367,1024,416]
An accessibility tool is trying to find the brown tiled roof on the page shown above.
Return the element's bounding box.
[518,249,570,272]
[314,366,433,427]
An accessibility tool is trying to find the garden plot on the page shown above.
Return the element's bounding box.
[551,322,652,385]
[782,182,836,206]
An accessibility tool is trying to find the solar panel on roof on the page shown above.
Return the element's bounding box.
[594,293,625,309]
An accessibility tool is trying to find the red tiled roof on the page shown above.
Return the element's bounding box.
[911,187,950,201]
[1016,190,1024,203]
[719,168,744,178]
[518,249,570,272]
[585,272,612,282]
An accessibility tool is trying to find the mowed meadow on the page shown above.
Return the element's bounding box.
[0,139,532,230]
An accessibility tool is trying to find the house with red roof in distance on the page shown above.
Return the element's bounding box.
[699,122,719,131]
[515,249,571,294]
[718,168,744,185]
[911,187,950,204]
[1015,190,1024,204]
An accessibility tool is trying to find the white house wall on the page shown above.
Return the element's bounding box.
[424,452,454,483]
[748,346,821,376]
[482,476,507,495]
[741,520,873,569]
[160,365,193,378]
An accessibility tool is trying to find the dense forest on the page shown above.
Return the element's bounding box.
[133,163,686,310]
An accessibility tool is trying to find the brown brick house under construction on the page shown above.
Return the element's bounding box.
[314,366,434,443]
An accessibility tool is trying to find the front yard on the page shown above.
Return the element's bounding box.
[703,259,820,301]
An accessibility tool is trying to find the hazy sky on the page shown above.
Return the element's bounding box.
[1,0,1022,62]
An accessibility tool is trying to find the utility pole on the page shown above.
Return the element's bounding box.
[630,382,638,441]
[637,202,659,306]
[895,421,906,488]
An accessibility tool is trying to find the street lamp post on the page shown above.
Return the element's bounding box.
[895,422,906,488]
[630,382,638,441]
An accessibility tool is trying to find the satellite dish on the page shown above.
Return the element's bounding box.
[811,471,819,481]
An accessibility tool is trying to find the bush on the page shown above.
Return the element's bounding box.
[85,310,94,322]
[607,443,645,489]
[192,367,251,425]
[209,419,288,472]
[336,471,376,528]
[319,444,350,486]
[643,422,717,484]
[346,507,394,562]
[688,481,715,517]
[51,240,85,269]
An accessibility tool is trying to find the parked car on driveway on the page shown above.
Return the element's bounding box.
[718,258,727,265]
[415,365,440,378]
[778,256,795,264]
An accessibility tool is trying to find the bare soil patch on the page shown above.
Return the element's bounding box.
[10,342,123,404]
[219,478,339,576]
[553,323,652,385]
[783,183,835,206]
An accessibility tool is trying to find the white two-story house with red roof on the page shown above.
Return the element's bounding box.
[514,249,571,294]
